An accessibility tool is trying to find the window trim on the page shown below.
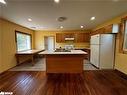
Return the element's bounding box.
[15,30,32,52]
[120,17,127,54]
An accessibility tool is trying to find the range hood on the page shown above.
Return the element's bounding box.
[65,38,75,41]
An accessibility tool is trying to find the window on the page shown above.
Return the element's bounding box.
[16,31,31,51]
[120,17,127,53]
[123,20,127,51]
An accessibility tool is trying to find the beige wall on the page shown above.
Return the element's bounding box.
[0,18,35,73]
[93,13,127,74]
[35,30,90,50]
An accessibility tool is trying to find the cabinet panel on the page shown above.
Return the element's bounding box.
[91,24,119,35]
[56,33,90,43]
[56,33,65,43]
[64,33,75,38]
[75,33,90,43]
[104,25,113,33]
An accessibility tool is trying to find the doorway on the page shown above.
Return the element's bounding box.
[44,36,55,51]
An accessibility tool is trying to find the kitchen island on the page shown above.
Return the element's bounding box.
[40,50,87,73]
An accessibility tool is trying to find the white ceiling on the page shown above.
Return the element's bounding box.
[1,0,127,30]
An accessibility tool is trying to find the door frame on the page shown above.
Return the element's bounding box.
[44,36,55,50]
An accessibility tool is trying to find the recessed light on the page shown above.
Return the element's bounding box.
[91,17,95,21]
[0,0,6,4]
[60,26,63,29]
[54,0,60,3]
[81,25,84,29]
[28,18,32,22]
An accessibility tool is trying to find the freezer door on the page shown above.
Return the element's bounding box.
[99,34,115,69]
[91,34,100,45]
[90,45,100,68]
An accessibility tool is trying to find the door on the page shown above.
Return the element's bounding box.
[90,45,100,68]
[99,34,115,69]
[44,36,55,51]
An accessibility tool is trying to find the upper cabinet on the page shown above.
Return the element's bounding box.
[75,33,90,43]
[56,33,90,43]
[104,24,119,34]
[56,33,65,43]
[64,33,75,38]
[91,24,119,35]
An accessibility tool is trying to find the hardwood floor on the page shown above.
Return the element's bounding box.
[0,70,127,95]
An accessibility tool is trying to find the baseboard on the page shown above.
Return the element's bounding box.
[115,69,127,80]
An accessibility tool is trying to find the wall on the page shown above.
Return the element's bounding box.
[0,18,35,73]
[35,30,90,50]
[93,13,127,74]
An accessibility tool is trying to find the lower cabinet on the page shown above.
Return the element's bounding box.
[75,49,90,61]
[82,49,90,61]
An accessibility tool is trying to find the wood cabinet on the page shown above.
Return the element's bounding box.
[91,24,119,35]
[75,49,90,61]
[104,25,113,33]
[91,28,105,35]
[56,33,65,43]
[75,33,90,43]
[46,54,85,73]
[56,33,90,43]
[82,49,90,61]
[64,33,75,38]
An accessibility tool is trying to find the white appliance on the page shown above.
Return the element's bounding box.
[90,34,115,69]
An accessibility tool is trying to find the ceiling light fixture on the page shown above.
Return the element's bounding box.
[91,16,95,21]
[81,25,84,29]
[57,17,67,22]
[28,18,32,22]
[0,0,6,4]
[60,26,63,29]
[54,0,60,3]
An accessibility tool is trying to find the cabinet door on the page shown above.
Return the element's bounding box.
[84,33,90,42]
[104,25,113,33]
[56,33,65,43]
[64,33,74,38]
[82,49,90,61]
[75,33,90,43]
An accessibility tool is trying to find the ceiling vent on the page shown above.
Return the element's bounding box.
[57,17,67,22]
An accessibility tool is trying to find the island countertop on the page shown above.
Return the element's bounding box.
[39,50,87,55]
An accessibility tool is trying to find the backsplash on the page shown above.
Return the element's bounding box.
[56,43,90,49]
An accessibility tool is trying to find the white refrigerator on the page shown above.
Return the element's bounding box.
[90,34,115,69]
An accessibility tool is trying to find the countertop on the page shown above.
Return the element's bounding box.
[16,49,44,54]
[39,50,87,55]
[75,48,90,50]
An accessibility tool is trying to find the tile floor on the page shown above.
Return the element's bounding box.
[9,58,97,71]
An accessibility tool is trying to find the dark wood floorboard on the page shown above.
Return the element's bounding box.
[0,70,127,95]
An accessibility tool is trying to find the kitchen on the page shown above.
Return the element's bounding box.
[1,0,127,95]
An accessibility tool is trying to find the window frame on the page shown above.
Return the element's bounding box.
[15,31,32,52]
[120,17,127,54]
